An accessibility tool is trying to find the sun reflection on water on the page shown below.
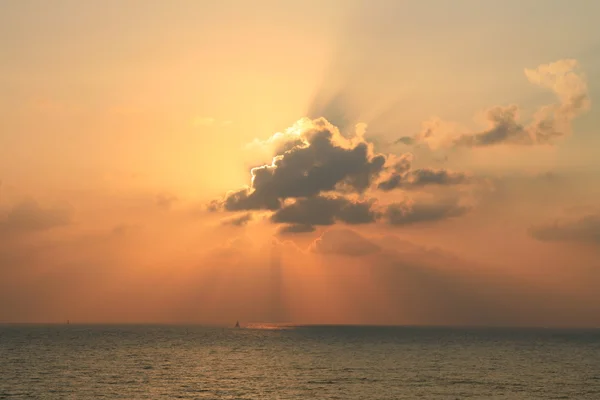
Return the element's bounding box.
[242,322,297,330]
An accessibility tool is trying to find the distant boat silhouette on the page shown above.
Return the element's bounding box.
[235,321,240,328]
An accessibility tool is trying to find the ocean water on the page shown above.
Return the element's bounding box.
[1,325,599,399]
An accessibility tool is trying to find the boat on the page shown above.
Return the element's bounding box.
[235,320,240,328]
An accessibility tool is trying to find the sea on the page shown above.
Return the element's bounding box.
[1,325,599,399]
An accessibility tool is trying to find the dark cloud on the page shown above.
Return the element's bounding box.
[213,118,386,211]
[386,199,469,226]
[410,169,470,187]
[311,228,381,257]
[211,118,474,232]
[271,195,378,232]
[377,153,470,191]
[454,105,528,147]
[451,104,573,147]
[278,224,316,234]
[220,187,281,211]
[221,213,253,227]
[379,168,470,191]
[377,174,404,191]
[529,214,600,245]
[0,200,71,236]
[390,153,413,174]
[376,154,412,191]
[413,103,570,148]
[272,195,468,233]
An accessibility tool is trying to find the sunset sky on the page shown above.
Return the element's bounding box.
[1,0,599,326]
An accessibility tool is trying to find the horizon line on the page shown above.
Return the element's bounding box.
[1,322,599,330]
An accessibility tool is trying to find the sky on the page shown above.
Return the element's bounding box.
[1,0,600,326]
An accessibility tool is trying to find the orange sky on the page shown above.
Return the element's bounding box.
[1,1,599,326]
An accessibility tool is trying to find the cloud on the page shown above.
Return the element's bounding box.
[375,153,412,191]
[409,169,470,187]
[385,198,469,226]
[221,213,253,227]
[524,59,590,119]
[213,118,386,212]
[245,119,313,156]
[378,167,470,191]
[310,228,381,257]
[0,200,71,236]
[271,195,378,232]
[278,224,316,234]
[529,214,600,245]
[394,136,416,145]
[377,153,470,191]
[211,117,475,232]
[270,195,469,232]
[458,59,589,146]
[402,59,590,148]
[396,118,463,150]
[454,105,527,147]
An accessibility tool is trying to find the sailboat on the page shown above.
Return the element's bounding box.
[235,320,240,328]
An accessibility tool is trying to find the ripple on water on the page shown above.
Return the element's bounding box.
[1,325,599,399]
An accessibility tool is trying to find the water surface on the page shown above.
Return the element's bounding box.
[1,325,599,399]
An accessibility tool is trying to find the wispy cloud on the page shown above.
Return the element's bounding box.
[399,59,590,148]
[221,213,253,227]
